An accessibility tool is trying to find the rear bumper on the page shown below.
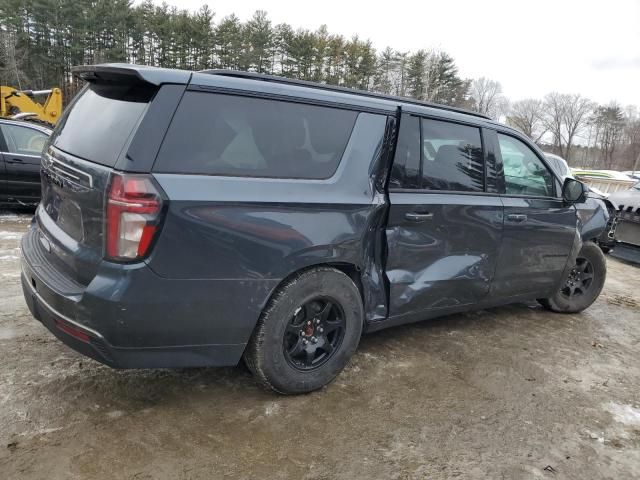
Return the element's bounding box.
[21,226,278,368]
[21,269,247,368]
[22,271,117,366]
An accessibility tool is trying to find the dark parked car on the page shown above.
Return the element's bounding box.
[0,119,51,205]
[21,64,609,394]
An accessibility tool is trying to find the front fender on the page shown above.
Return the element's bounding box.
[555,197,609,292]
[577,197,610,241]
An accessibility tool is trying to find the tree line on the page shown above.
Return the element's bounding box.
[0,0,638,171]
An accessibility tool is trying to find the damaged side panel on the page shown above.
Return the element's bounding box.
[383,193,503,320]
[576,197,611,242]
[150,112,392,348]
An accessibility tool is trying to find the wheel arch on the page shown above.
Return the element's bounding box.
[260,261,367,322]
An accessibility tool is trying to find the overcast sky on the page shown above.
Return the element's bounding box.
[153,0,640,106]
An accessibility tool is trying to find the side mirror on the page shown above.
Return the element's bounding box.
[562,178,587,203]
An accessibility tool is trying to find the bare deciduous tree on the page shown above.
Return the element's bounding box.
[543,93,594,162]
[593,103,625,168]
[623,108,640,172]
[469,77,505,119]
[506,98,547,142]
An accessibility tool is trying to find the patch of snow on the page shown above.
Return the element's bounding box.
[264,402,282,416]
[605,402,640,426]
[0,232,21,240]
[18,426,63,437]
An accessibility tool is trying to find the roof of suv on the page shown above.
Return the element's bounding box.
[200,69,491,120]
[74,64,508,129]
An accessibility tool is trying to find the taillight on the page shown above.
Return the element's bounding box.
[106,173,164,261]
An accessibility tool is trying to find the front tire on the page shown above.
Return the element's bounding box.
[539,241,606,313]
[244,267,363,394]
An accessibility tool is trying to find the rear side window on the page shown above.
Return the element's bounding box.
[154,92,358,179]
[421,119,484,192]
[0,124,48,155]
[50,83,155,166]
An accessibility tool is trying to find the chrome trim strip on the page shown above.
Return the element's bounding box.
[50,164,81,181]
[44,152,94,188]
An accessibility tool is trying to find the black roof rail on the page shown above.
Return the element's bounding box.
[200,69,491,120]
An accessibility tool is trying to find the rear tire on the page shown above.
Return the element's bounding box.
[539,241,606,313]
[244,266,363,394]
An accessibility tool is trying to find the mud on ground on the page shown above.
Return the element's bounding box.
[0,212,639,479]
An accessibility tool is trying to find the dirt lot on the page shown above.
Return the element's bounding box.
[1,211,639,480]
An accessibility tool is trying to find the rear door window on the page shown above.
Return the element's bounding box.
[154,92,358,179]
[50,83,155,166]
[421,119,484,192]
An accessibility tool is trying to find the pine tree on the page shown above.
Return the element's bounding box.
[215,14,243,70]
[406,50,428,99]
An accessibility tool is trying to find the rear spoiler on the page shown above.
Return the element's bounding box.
[72,64,192,86]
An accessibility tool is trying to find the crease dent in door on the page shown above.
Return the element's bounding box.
[385,194,503,316]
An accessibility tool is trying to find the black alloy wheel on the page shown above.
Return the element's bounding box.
[561,257,594,298]
[539,241,606,314]
[283,298,345,371]
[244,266,363,394]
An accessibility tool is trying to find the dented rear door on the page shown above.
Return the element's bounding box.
[384,114,503,318]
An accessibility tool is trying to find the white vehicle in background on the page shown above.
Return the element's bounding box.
[544,153,572,180]
[571,168,636,194]
[544,153,617,253]
[544,153,609,198]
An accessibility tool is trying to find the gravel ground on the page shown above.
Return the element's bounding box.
[0,211,639,480]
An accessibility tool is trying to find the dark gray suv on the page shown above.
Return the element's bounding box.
[21,64,610,394]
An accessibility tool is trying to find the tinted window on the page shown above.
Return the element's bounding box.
[499,134,554,197]
[0,124,47,155]
[484,130,504,194]
[154,92,358,179]
[51,83,155,166]
[389,115,421,188]
[421,119,484,192]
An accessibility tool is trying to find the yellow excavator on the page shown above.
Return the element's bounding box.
[0,86,62,127]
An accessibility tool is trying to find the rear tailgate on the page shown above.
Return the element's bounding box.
[35,65,188,286]
[39,148,113,285]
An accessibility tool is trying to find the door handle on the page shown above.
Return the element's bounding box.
[507,213,527,222]
[405,212,434,222]
[5,158,24,164]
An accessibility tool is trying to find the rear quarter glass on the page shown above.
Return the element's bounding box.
[153,92,358,179]
[50,83,156,167]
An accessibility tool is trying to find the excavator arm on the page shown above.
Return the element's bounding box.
[0,86,62,126]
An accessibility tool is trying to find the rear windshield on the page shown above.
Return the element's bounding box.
[50,83,155,166]
[153,92,358,179]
